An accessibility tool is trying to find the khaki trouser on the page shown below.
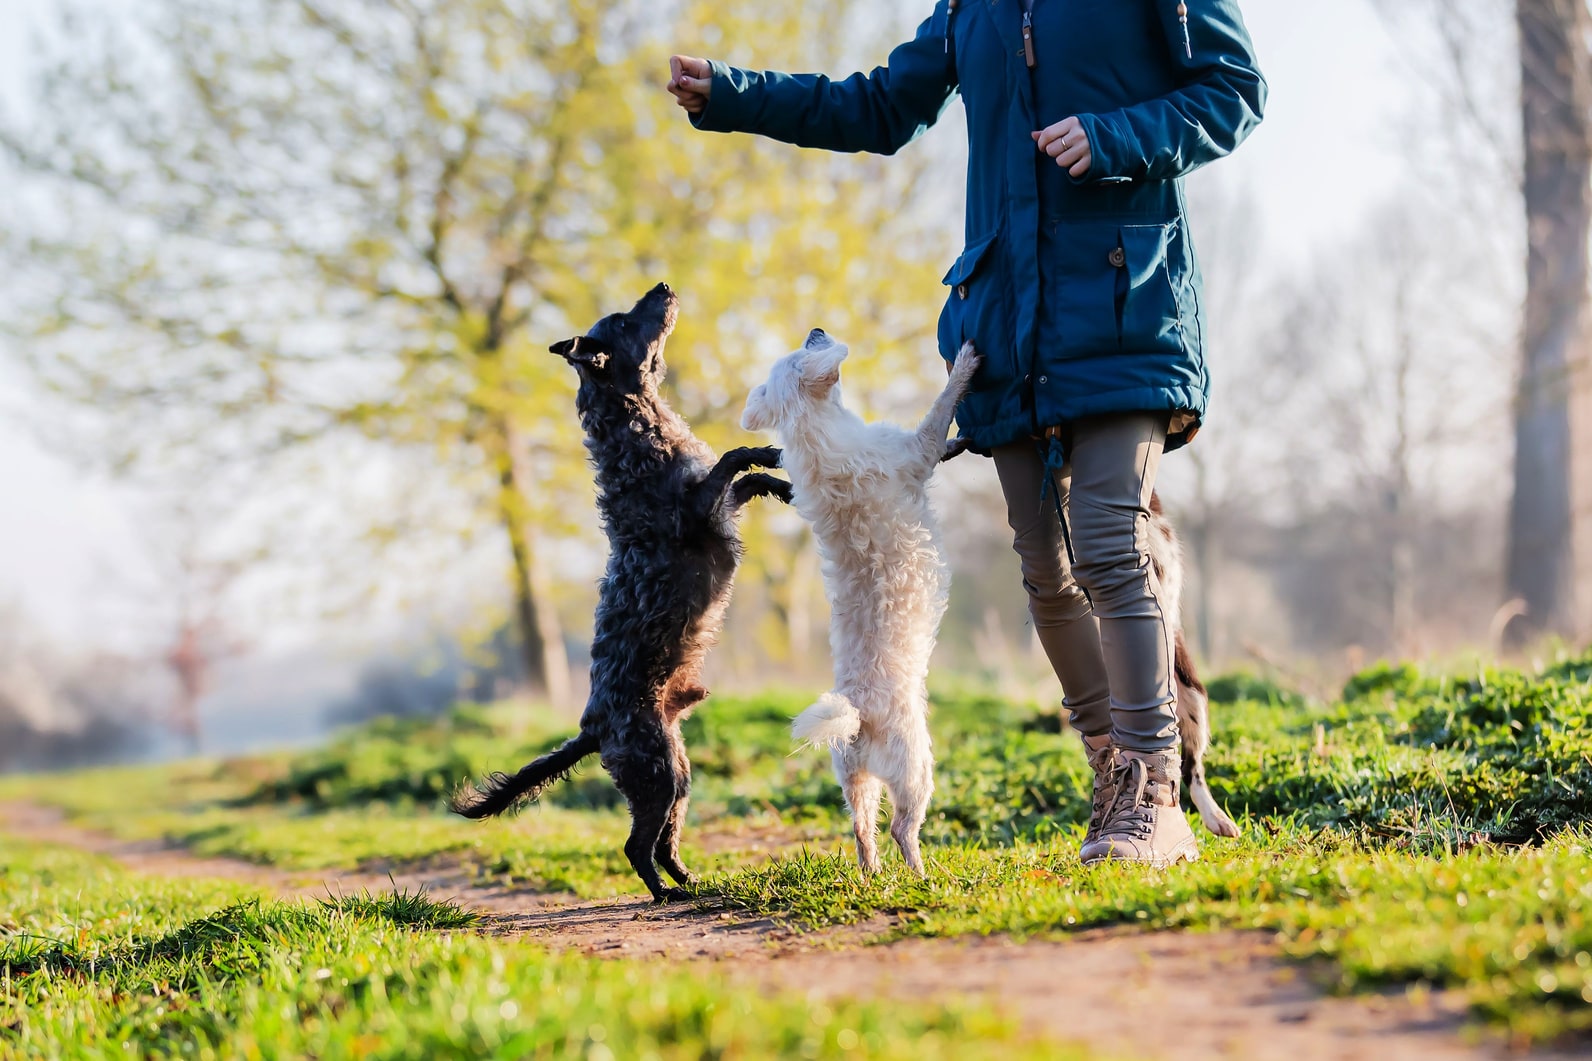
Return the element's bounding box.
[991,414,1179,753]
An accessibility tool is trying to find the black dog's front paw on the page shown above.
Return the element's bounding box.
[725,445,782,469]
[731,473,792,508]
[653,886,694,904]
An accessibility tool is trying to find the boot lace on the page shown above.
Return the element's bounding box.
[1098,757,1156,841]
[1085,744,1117,837]
[1087,745,1116,793]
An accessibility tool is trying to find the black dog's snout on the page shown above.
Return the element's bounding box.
[652,282,672,296]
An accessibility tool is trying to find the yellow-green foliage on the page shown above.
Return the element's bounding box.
[10,0,955,664]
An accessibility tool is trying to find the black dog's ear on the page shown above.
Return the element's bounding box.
[550,336,610,369]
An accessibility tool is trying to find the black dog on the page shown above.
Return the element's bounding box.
[451,283,790,901]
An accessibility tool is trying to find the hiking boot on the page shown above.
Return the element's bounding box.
[1079,748,1199,868]
[1082,733,1118,846]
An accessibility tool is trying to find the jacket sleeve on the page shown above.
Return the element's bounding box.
[1075,0,1266,183]
[689,3,959,156]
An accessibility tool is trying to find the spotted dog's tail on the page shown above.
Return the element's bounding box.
[449,731,600,819]
[1173,631,1205,698]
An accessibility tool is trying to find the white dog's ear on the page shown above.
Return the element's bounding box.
[802,344,848,396]
[741,386,772,432]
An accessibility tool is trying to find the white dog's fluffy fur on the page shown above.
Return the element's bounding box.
[742,331,979,873]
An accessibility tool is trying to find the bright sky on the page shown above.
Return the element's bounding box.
[0,0,1422,645]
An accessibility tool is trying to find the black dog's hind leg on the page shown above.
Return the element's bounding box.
[612,732,690,902]
[617,783,680,902]
[654,797,693,886]
[624,803,680,902]
[654,728,696,886]
[731,472,793,508]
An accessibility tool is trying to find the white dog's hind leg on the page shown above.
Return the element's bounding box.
[840,766,884,874]
[888,811,927,876]
[886,762,934,876]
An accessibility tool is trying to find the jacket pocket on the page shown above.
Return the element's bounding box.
[1118,222,1186,356]
[1046,220,1187,360]
[937,231,1010,370]
[942,231,997,295]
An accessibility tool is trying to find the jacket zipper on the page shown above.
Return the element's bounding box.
[1021,0,1036,68]
[1023,0,1039,432]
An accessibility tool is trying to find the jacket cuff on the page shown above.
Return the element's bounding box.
[689,60,749,133]
[1070,111,1141,184]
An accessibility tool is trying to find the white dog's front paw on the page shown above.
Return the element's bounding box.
[953,341,982,381]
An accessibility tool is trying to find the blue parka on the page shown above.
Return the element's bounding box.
[691,0,1266,453]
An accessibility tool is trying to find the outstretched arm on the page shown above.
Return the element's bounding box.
[677,2,959,156]
[912,343,980,476]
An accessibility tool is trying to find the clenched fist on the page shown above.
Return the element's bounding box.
[668,56,712,114]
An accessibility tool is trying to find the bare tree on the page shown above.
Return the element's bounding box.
[1271,194,1511,656]
[1510,0,1592,639]
[1175,175,1290,663]
[1377,0,1590,641]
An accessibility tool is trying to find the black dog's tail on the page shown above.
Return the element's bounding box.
[449,731,600,819]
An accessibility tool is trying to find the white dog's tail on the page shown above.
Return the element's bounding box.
[792,692,862,751]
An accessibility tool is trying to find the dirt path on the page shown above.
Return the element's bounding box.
[0,802,1563,1060]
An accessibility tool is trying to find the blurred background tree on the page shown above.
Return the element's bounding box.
[1,0,949,710]
[1511,0,1592,642]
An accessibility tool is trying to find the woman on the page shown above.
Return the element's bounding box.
[668,1,1265,867]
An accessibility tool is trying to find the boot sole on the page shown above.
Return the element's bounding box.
[1080,840,1200,869]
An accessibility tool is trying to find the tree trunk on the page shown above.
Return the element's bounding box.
[493,423,572,709]
[1508,0,1592,641]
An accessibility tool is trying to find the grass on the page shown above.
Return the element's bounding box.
[707,831,1592,1042]
[0,843,1061,1059]
[4,654,1592,1047]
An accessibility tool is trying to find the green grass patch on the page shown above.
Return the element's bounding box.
[0,843,1067,1059]
[5,654,1592,1045]
[701,829,1592,1042]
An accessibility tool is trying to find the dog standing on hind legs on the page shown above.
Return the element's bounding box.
[742,332,980,874]
[450,283,791,902]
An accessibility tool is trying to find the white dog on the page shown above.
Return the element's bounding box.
[741,330,979,873]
